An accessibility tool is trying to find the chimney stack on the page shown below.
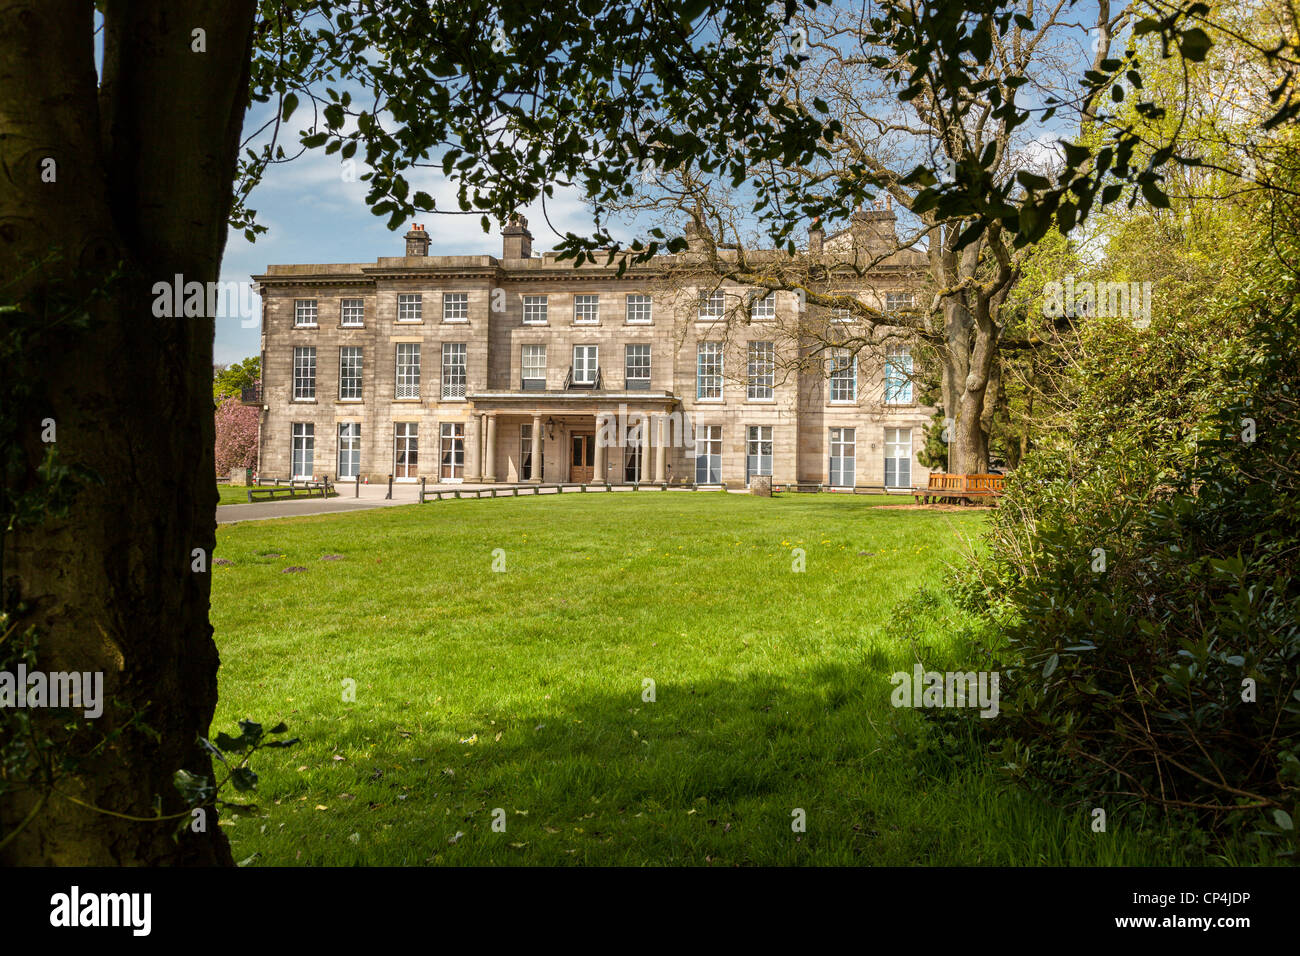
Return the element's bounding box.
[808,217,824,256]
[502,214,533,259]
[404,224,429,257]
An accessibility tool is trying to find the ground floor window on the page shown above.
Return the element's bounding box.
[338,423,360,479]
[624,424,644,481]
[520,424,544,481]
[440,422,464,479]
[695,424,722,483]
[884,426,912,488]
[746,426,773,482]
[829,427,855,486]
[291,423,314,478]
[394,422,418,478]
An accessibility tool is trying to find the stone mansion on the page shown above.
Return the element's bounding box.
[248,209,934,489]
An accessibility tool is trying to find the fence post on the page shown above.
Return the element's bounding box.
[355,477,359,498]
[420,476,427,503]
[386,475,393,500]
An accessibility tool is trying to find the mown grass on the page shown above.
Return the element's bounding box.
[211,493,1229,865]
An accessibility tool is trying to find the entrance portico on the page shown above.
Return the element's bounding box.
[467,391,682,485]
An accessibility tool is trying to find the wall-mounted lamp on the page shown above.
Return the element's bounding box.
[545,416,556,440]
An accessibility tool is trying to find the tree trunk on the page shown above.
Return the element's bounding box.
[0,0,255,865]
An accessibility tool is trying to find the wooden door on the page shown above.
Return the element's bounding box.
[570,433,594,482]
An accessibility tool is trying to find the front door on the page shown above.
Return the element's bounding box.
[570,432,594,482]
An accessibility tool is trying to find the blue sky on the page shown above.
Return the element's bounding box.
[214,144,613,365]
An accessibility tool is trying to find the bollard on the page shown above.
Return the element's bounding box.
[386,475,393,500]
[355,477,359,498]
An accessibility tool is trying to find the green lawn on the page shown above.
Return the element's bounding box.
[211,494,1222,865]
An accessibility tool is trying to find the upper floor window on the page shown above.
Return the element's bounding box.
[828,349,856,403]
[522,344,546,390]
[339,346,363,400]
[523,295,549,325]
[293,346,316,400]
[573,294,599,325]
[747,341,775,400]
[830,305,852,323]
[443,292,469,323]
[340,298,364,327]
[625,344,651,390]
[750,291,776,320]
[885,347,913,404]
[697,341,723,399]
[441,343,467,399]
[886,292,916,313]
[626,294,652,324]
[397,293,422,323]
[294,299,318,327]
[698,289,726,320]
[396,343,420,398]
[573,345,599,385]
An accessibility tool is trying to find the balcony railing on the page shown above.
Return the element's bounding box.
[563,366,602,390]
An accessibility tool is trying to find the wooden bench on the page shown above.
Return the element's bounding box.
[913,473,1005,505]
[247,479,332,502]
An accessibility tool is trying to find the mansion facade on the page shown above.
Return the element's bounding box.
[248,210,934,489]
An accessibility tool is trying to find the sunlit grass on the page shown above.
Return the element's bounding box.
[211,493,1226,865]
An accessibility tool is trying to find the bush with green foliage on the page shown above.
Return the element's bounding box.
[955,226,1300,857]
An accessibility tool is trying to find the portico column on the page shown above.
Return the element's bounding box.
[592,412,606,483]
[485,414,498,482]
[654,414,667,482]
[530,414,543,482]
[469,413,484,481]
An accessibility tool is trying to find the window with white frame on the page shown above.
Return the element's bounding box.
[339,346,362,400]
[746,425,773,481]
[886,292,916,312]
[698,289,726,320]
[441,343,467,399]
[291,423,314,478]
[293,346,316,400]
[294,299,318,327]
[524,294,549,325]
[522,344,546,390]
[625,344,651,390]
[337,422,360,479]
[830,303,852,322]
[340,298,364,327]
[395,343,420,398]
[573,344,598,385]
[695,424,722,483]
[397,293,422,322]
[828,349,856,403]
[440,422,464,478]
[394,422,419,478]
[885,347,913,404]
[884,427,913,488]
[829,427,855,487]
[747,341,775,400]
[697,341,723,399]
[520,424,544,481]
[625,293,652,324]
[443,292,469,322]
[750,291,776,319]
[573,294,599,325]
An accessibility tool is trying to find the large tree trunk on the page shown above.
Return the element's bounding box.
[0,0,255,865]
